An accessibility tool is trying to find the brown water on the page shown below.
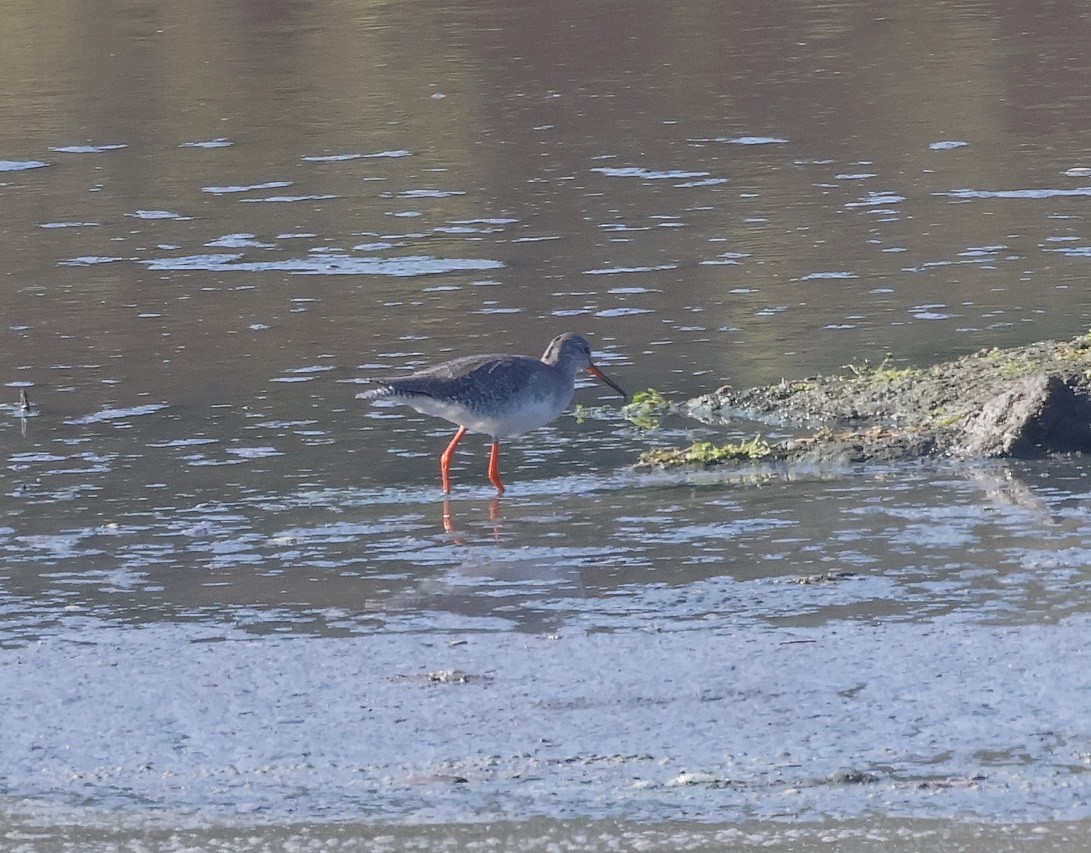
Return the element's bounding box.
[3,0,1091,848]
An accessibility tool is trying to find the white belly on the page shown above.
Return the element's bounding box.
[404,389,572,438]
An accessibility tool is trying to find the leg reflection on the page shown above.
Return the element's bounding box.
[440,496,503,541]
[442,498,458,536]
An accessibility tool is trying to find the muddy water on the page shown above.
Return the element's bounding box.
[3,0,1091,847]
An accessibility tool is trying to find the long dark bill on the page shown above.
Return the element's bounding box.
[587,365,629,404]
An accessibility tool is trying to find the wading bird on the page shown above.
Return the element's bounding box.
[358,333,627,493]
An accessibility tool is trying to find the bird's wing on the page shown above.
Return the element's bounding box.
[358,354,533,403]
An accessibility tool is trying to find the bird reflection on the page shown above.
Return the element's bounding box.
[441,496,503,541]
[18,388,31,438]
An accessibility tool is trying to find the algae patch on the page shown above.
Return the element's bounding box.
[843,356,921,384]
[639,435,780,467]
[622,387,672,430]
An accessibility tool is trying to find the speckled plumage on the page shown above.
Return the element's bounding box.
[358,333,627,492]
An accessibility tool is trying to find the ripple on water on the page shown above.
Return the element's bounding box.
[48,144,127,153]
[180,137,232,148]
[583,264,678,275]
[302,149,411,161]
[393,189,466,199]
[591,167,711,180]
[65,403,168,425]
[202,180,293,193]
[0,160,49,171]
[140,253,504,276]
[689,135,788,144]
[124,209,192,221]
[205,233,276,248]
[940,186,1091,199]
[800,271,858,281]
[242,194,340,203]
[844,191,906,208]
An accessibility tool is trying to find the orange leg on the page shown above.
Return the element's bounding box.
[440,426,468,493]
[487,440,506,493]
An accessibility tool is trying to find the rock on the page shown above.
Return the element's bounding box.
[645,331,1091,468]
[665,771,720,786]
[789,571,857,584]
[953,374,1091,458]
[824,769,879,785]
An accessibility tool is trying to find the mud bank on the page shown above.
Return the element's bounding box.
[4,815,1089,853]
[6,609,1091,826]
[643,332,1091,469]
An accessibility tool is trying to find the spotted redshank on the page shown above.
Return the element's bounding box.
[357,333,628,493]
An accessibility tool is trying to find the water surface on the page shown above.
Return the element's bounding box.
[2,0,1091,846]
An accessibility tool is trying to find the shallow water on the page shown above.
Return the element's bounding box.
[3,0,1091,845]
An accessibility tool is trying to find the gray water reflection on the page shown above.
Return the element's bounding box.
[4,0,1091,410]
[4,457,1091,645]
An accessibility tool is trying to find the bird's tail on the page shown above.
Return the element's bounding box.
[355,382,396,402]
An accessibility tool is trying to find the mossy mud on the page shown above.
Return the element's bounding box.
[638,331,1091,469]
